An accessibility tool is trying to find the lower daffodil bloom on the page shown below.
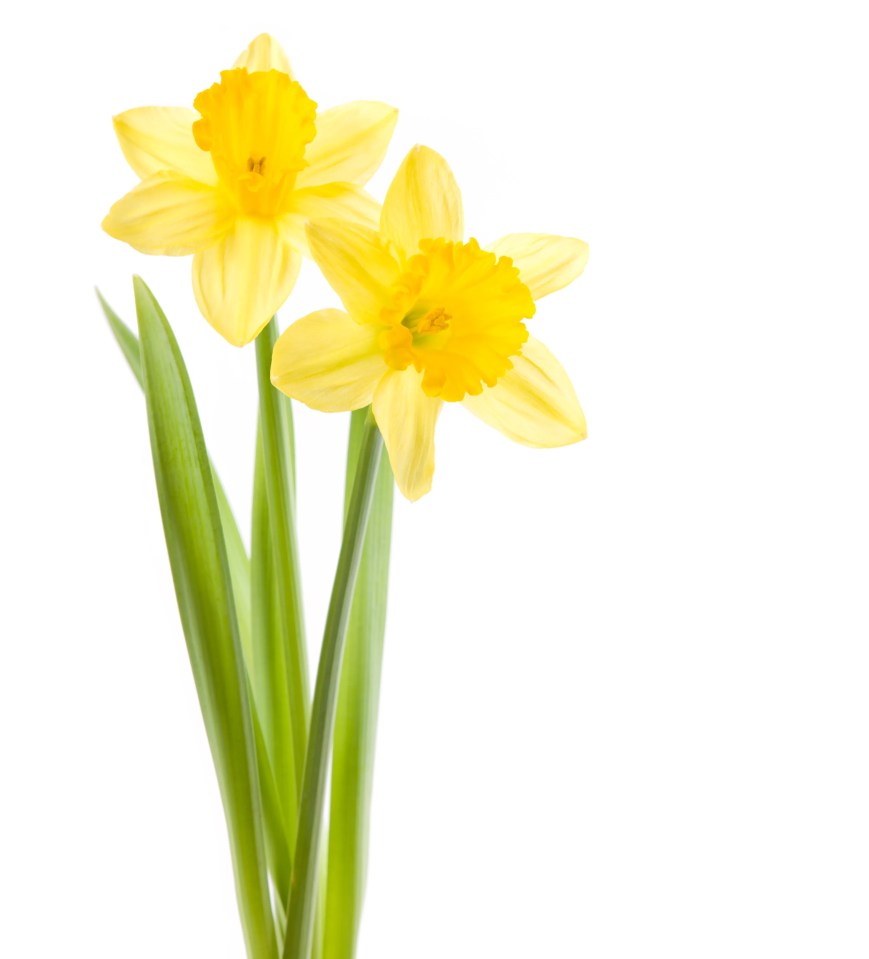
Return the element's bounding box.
[102,34,397,346]
[271,145,589,500]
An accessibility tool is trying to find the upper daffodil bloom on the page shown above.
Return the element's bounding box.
[102,34,398,346]
[270,145,589,500]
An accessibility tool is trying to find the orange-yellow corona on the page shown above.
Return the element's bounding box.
[271,146,589,500]
[103,35,397,346]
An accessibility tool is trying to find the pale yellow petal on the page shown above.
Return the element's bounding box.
[281,184,380,256]
[113,107,217,184]
[462,336,586,447]
[380,145,463,256]
[234,34,293,75]
[271,309,385,412]
[488,234,589,300]
[373,368,442,501]
[306,219,400,325]
[102,172,231,255]
[192,218,301,347]
[295,101,398,188]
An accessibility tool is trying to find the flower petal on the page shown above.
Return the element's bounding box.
[306,219,400,325]
[192,218,301,347]
[295,101,398,189]
[271,309,385,412]
[380,145,463,256]
[281,183,380,256]
[462,336,586,447]
[234,34,293,75]
[488,234,589,300]
[102,172,231,255]
[373,368,442,501]
[113,107,217,184]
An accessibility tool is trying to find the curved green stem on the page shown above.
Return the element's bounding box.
[283,411,384,959]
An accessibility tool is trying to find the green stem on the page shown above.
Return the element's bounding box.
[283,411,384,959]
[322,410,394,959]
[255,320,309,798]
[252,426,297,906]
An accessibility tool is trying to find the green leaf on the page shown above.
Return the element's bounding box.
[255,320,309,797]
[97,288,143,386]
[216,471,254,676]
[250,689,293,912]
[97,289,254,674]
[98,289,292,919]
[134,277,276,959]
[283,412,384,959]
[322,409,394,959]
[251,425,298,907]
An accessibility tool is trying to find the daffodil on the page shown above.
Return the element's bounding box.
[103,34,397,346]
[271,145,589,500]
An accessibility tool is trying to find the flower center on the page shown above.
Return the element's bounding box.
[193,68,317,217]
[378,239,536,401]
[408,306,452,335]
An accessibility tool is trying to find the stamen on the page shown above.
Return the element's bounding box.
[416,307,451,334]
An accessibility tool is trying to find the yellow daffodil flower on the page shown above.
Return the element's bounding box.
[270,145,589,500]
[102,34,398,346]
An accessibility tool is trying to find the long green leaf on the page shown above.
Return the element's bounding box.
[322,410,394,959]
[97,289,254,673]
[255,321,309,796]
[98,289,292,914]
[134,277,276,959]
[283,412,383,959]
[98,288,142,383]
[250,692,293,911]
[252,424,298,906]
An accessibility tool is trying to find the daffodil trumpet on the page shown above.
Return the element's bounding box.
[99,32,589,959]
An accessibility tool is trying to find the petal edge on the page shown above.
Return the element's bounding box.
[373,368,442,501]
[462,336,587,447]
[380,145,463,256]
[296,101,398,189]
[306,219,400,324]
[281,183,380,256]
[489,234,589,300]
[192,218,301,346]
[234,34,293,75]
[113,107,217,184]
[271,309,385,412]
[102,172,230,255]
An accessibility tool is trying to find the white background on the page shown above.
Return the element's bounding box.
[2,0,867,955]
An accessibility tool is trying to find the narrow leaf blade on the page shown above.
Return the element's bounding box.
[252,424,298,904]
[97,287,143,386]
[97,290,255,672]
[256,320,309,796]
[134,276,276,959]
[324,409,394,959]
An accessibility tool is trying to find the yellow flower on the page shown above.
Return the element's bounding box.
[102,34,398,346]
[271,145,589,500]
